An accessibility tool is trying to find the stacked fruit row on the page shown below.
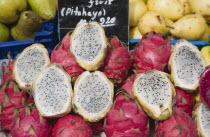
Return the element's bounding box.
[0,0,57,42]
[130,0,210,42]
[1,21,210,137]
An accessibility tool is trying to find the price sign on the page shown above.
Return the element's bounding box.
[58,0,129,43]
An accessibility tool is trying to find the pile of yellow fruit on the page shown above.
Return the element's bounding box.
[129,0,210,42]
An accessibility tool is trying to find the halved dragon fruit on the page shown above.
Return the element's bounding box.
[132,70,175,121]
[70,22,108,71]
[154,107,198,137]
[169,39,206,92]
[104,91,150,137]
[52,115,92,137]
[73,71,114,122]
[13,44,50,90]
[32,64,73,117]
[193,102,210,137]
[199,65,210,107]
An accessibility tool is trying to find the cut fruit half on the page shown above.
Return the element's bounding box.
[13,44,50,90]
[169,39,205,92]
[32,64,73,117]
[70,22,108,71]
[73,71,114,122]
[133,70,175,121]
[194,102,210,137]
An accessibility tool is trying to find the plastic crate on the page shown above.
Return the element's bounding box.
[129,35,210,50]
[0,21,56,59]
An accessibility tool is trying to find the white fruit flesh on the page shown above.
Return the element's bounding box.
[170,39,205,91]
[73,71,114,122]
[70,22,107,71]
[13,44,50,90]
[33,64,73,117]
[133,70,175,120]
[194,103,210,137]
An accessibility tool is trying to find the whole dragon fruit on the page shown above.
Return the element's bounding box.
[199,65,210,107]
[1,58,15,84]
[154,107,198,137]
[133,32,171,73]
[11,107,52,137]
[52,115,92,137]
[51,32,84,81]
[0,80,27,130]
[119,74,136,96]
[104,91,149,137]
[100,37,132,85]
[175,88,195,116]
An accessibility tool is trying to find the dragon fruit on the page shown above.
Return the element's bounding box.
[193,102,210,137]
[89,120,104,135]
[61,31,71,52]
[0,80,27,130]
[1,55,15,84]
[199,65,210,107]
[169,39,205,92]
[133,32,172,73]
[13,44,50,90]
[100,37,131,85]
[52,115,92,137]
[73,71,114,122]
[175,88,195,116]
[120,74,136,96]
[70,22,108,71]
[32,64,73,117]
[154,107,198,137]
[51,41,84,81]
[11,107,52,137]
[133,70,176,121]
[104,91,149,137]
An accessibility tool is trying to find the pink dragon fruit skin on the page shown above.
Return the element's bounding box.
[11,107,52,137]
[199,65,210,107]
[175,88,195,116]
[154,107,198,137]
[0,80,27,130]
[52,115,92,137]
[104,92,149,137]
[100,36,132,85]
[51,32,84,80]
[89,120,104,135]
[61,31,71,52]
[133,32,171,73]
[119,75,136,96]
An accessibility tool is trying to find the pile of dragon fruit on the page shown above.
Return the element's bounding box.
[1,21,210,137]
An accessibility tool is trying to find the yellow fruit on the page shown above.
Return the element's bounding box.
[147,0,184,21]
[129,0,147,27]
[170,14,207,40]
[201,46,210,66]
[199,25,209,42]
[138,11,174,36]
[129,26,142,39]
[178,0,191,14]
[189,0,210,22]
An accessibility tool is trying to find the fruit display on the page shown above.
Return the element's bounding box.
[0,0,57,42]
[1,0,210,137]
[129,0,210,42]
